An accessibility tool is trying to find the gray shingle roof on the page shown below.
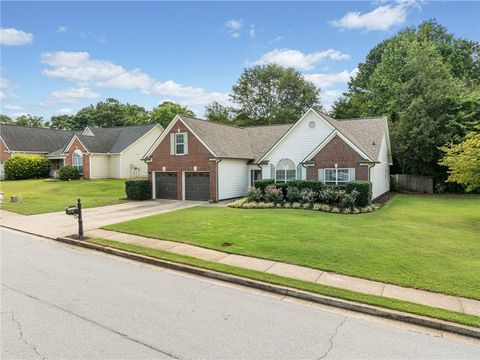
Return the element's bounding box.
[313,109,387,161]
[178,116,292,162]
[66,124,157,153]
[0,125,74,153]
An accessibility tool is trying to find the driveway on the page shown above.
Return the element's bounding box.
[0,200,202,239]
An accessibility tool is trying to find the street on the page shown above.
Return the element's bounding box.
[1,228,478,359]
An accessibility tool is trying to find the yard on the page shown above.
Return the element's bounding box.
[0,179,127,215]
[104,194,480,300]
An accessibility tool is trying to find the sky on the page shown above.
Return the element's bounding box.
[1,1,479,121]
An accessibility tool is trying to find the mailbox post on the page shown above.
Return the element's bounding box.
[65,198,84,240]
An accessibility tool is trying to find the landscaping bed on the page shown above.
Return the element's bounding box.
[104,194,480,300]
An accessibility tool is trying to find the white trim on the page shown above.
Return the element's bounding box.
[82,127,94,136]
[89,153,92,178]
[323,167,354,185]
[257,108,335,163]
[303,130,373,162]
[120,124,163,155]
[62,134,90,154]
[143,116,217,159]
[182,171,185,201]
[0,137,10,151]
[384,121,393,165]
[174,132,188,155]
[152,171,156,199]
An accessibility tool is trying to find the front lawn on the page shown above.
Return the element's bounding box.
[104,194,480,300]
[0,179,127,215]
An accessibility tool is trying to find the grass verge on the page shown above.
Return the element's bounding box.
[89,237,480,329]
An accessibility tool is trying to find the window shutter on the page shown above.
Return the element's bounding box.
[296,164,302,180]
[319,169,325,183]
[270,164,275,180]
[350,168,355,181]
[184,133,188,154]
[170,133,175,155]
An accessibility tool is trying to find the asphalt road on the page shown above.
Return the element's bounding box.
[1,228,478,359]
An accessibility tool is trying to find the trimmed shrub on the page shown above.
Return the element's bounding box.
[254,179,274,193]
[4,154,50,180]
[273,182,288,198]
[125,179,151,200]
[264,185,283,204]
[346,181,372,207]
[287,180,324,192]
[246,187,263,202]
[318,187,345,205]
[286,186,302,203]
[340,189,359,209]
[58,166,80,181]
[300,189,317,204]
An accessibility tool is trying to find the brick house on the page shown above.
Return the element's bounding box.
[143,108,392,201]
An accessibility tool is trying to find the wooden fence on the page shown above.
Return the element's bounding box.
[391,174,434,194]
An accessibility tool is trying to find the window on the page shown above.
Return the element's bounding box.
[324,168,353,185]
[276,158,296,183]
[175,133,185,155]
[72,150,83,174]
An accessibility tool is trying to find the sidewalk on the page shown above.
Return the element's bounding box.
[86,228,480,317]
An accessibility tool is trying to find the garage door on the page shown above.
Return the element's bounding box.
[185,172,210,201]
[155,172,177,199]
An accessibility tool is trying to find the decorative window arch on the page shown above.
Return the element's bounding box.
[72,149,83,174]
[276,158,296,183]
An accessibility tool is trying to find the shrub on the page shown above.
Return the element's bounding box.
[246,187,263,202]
[58,166,80,181]
[264,185,283,204]
[346,181,372,207]
[125,179,151,200]
[229,198,248,208]
[286,186,302,203]
[274,183,288,198]
[287,180,324,192]
[340,189,359,209]
[300,189,317,204]
[254,179,274,193]
[4,154,50,180]
[331,207,340,213]
[318,188,345,204]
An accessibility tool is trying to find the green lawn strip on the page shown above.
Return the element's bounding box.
[103,194,480,300]
[0,179,127,215]
[89,237,480,328]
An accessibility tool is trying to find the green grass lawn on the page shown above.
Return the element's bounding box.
[104,194,480,300]
[0,179,127,215]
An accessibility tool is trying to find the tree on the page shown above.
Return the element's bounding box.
[0,114,13,124]
[204,101,233,124]
[48,115,77,130]
[214,64,319,126]
[439,125,480,192]
[150,101,195,128]
[331,20,480,178]
[14,115,44,127]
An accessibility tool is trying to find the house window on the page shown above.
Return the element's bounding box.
[324,168,353,185]
[276,158,296,183]
[175,133,185,155]
[72,150,83,174]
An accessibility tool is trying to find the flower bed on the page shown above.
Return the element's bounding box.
[228,180,380,214]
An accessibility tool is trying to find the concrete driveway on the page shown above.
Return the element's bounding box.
[0,200,202,239]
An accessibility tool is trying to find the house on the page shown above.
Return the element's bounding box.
[142,108,392,202]
[0,123,163,179]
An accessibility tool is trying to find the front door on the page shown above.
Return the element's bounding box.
[250,169,262,187]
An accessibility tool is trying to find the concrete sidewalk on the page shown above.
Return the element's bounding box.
[86,228,480,317]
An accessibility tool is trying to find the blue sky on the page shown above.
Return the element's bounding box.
[1,1,479,120]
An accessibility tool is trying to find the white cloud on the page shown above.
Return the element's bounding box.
[321,89,344,111]
[249,25,256,38]
[304,68,358,89]
[269,36,284,45]
[330,0,420,31]
[253,48,350,70]
[49,87,100,103]
[56,108,74,115]
[3,104,23,111]
[0,74,16,99]
[152,80,229,106]
[225,19,244,38]
[0,28,33,45]
[56,26,68,33]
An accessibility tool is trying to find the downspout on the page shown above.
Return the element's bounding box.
[216,158,222,203]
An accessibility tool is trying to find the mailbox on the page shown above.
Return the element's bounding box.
[65,206,79,216]
[65,198,84,239]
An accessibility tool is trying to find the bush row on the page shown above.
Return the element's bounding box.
[229,198,380,214]
[4,155,50,180]
[252,179,372,207]
[58,166,80,180]
[125,179,151,200]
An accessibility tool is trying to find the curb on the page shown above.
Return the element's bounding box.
[54,235,480,339]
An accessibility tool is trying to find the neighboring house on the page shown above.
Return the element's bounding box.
[143,108,392,202]
[0,123,163,180]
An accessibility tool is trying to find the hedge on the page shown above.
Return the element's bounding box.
[58,166,80,180]
[125,179,151,200]
[4,154,50,180]
[345,181,372,206]
[254,179,274,193]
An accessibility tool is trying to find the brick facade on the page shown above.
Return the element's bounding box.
[148,120,217,201]
[0,138,10,162]
[65,138,90,179]
[306,135,369,181]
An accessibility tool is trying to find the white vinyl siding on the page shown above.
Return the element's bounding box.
[109,154,121,178]
[90,154,110,178]
[370,134,390,199]
[218,159,249,200]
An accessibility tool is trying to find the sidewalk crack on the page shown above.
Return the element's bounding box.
[318,316,347,360]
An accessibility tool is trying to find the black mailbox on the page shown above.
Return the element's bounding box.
[66,206,79,216]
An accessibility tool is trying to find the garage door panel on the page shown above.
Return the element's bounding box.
[185,172,210,201]
[155,172,177,199]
